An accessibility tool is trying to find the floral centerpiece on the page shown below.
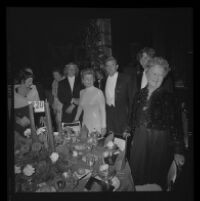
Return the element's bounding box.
[14,126,73,192]
[14,124,123,192]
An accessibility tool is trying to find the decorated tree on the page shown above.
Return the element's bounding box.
[82,19,109,70]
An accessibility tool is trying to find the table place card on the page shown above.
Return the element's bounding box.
[28,101,45,113]
[62,121,81,133]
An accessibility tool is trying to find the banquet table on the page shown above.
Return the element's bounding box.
[70,161,135,192]
[52,132,135,192]
[15,129,135,192]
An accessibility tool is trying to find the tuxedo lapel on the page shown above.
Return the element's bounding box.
[115,73,122,101]
[136,69,143,90]
[73,77,78,95]
[65,78,72,95]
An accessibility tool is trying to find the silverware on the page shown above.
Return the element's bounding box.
[73,172,91,189]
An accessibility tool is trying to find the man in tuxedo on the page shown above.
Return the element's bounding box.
[132,47,174,98]
[57,62,83,123]
[131,47,156,98]
[104,56,133,137]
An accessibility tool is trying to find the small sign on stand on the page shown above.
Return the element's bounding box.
[28,101,45,113]
[28,100,55,152]
[61,121,81,135]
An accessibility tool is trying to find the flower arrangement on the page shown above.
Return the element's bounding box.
[14,126,71,192]
[14,124,123,192]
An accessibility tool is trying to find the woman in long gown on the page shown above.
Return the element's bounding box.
[129,57,185,190]
[74,68,106,135]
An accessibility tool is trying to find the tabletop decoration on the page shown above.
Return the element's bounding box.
[24,128,31,138]
[28,103,37,142]
[14,120,134,192]
[44,100,55,152]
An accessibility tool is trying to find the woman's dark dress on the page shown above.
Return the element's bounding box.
[129,86,183,189]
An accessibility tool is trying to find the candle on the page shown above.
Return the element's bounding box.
[58,121,62,134]
[44,100,55,152]
[28,103,37,142]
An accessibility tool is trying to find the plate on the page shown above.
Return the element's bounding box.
[94,175,120,191]
[85,177,114,192]
[73,168,91,179]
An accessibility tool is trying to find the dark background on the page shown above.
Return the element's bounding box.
[7,7,193,89]
[6,7,194,198]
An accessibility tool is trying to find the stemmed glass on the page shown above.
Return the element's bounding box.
[87,155,95,171]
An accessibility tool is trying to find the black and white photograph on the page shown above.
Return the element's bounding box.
[7,7,193,198]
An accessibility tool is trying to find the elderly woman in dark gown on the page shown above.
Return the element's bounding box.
[129,57,185,190]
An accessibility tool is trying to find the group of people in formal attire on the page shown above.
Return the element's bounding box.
[14,47,185,191]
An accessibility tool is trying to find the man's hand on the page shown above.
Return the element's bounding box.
[66,104,75,114]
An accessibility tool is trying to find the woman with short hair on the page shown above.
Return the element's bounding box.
[74,68,106,135]
[129,57,185,190]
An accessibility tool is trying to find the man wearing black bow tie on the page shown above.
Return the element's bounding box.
[104,56,134,137]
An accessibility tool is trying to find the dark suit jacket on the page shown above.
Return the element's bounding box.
[57,76,83,123]
[94,78,106,92]
[105,73,134,135]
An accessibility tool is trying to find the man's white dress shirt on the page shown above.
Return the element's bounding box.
[105,72,118,107]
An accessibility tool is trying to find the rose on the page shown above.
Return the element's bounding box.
[23,164,35,176]
[72,151,78,157]
[15,165,21,174]
[50,152,59,163]
[103,151,109,158]
[99,164,109,172]
[87,138,93,144]
[106,141,114,149]
[62,172,70,179]
[36,127,46,135]
[24,128,31,138]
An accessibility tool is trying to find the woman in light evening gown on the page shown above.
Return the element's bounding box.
[74,68,106,135]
